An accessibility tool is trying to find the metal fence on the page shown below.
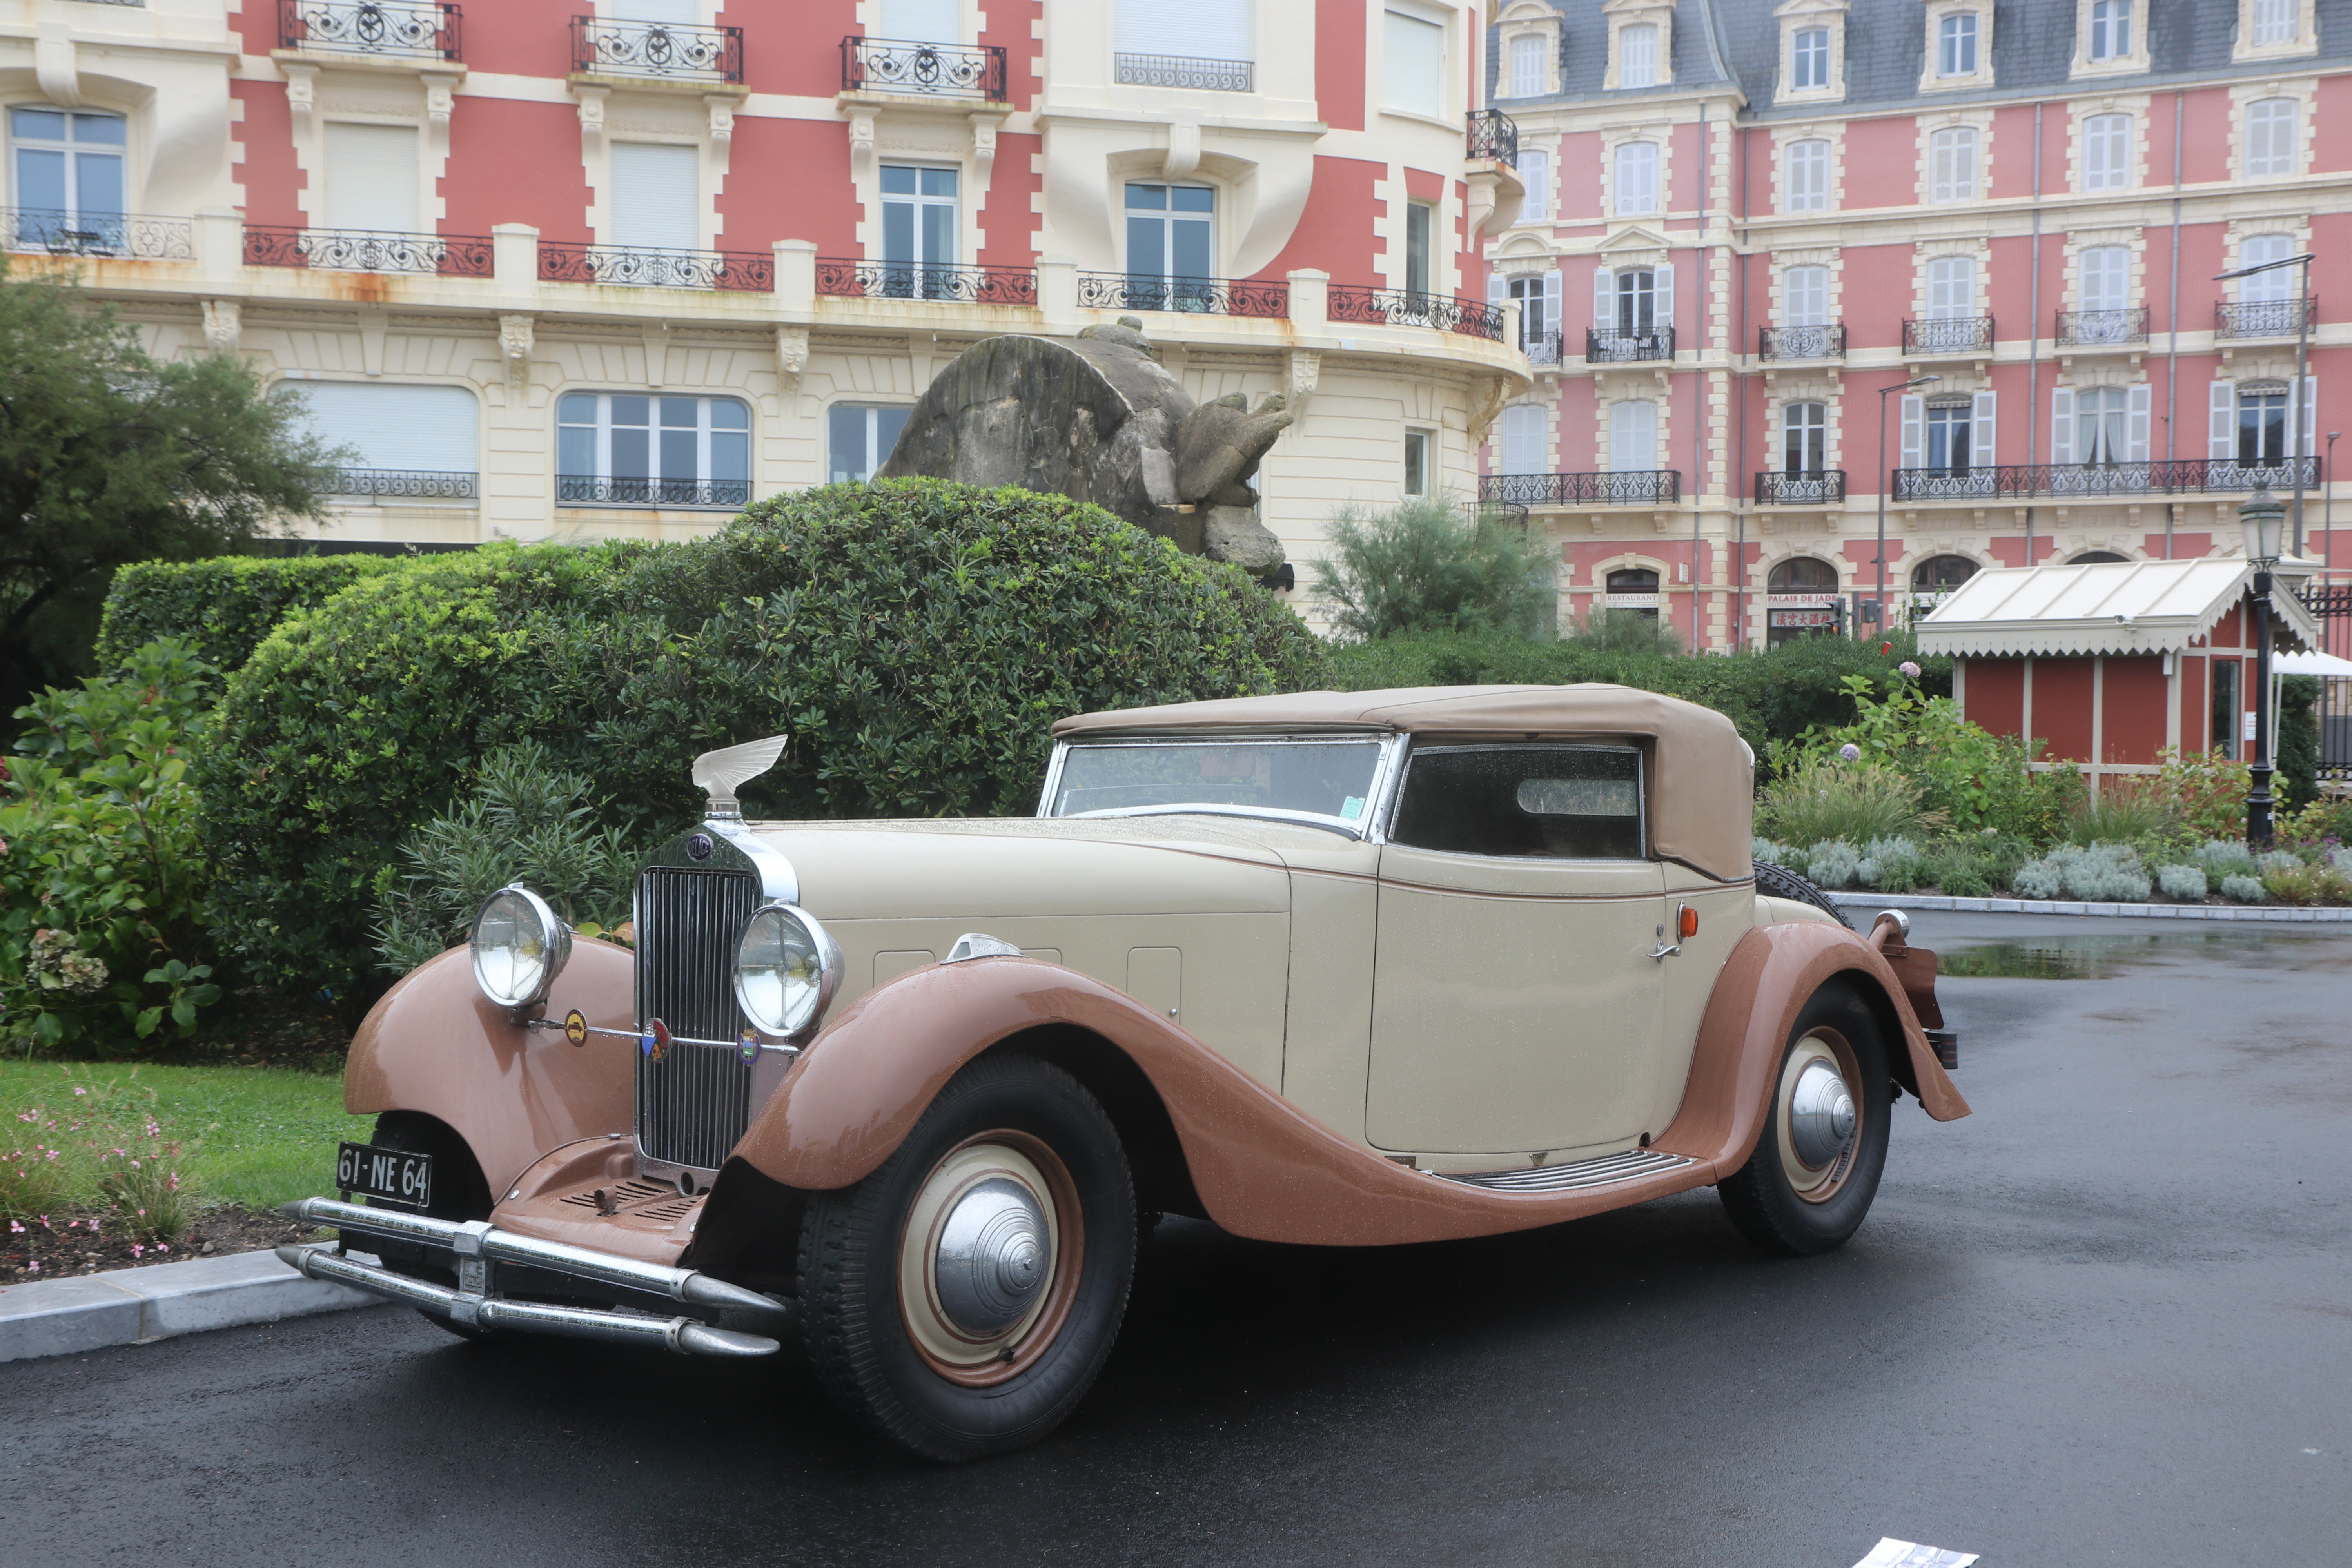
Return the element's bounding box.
[557,475,751,509]
[279,0,460,59]
[2303,583,2352,780]
[1466,107,1518,163]
[1328,285,1505,340]
[2054,306,2147,346]
[571,15,742,81]
[1756,470,1847,505]
[1892,456,2319,501]
[246,226,492,276]
[1586,326,1674,363]
[1076,272,1287,317]
[538,245,772,290]
[1,209,192,260]
[1479,470,1680,506]
[814,258,1035,304]
[1759,323,1843,360]
[2216,297,2316,339]
[318,468,478,500]
[1904,315,1994,354]
[840,37,1007,99]
[1112,53,1252,91]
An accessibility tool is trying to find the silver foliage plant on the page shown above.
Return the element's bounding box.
[1804,840,1862,889]
[2220,873,2267,904]
[1856,835,1922,891]
[2013,843,2152,903]
[2156,863,2210,902]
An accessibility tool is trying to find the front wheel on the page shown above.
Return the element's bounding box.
[1717,982,1892,1256]
[797,1053,1136,1461]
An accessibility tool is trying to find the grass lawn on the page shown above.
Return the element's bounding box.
[0,1058,369,1212]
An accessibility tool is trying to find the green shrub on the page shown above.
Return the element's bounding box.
[2279,675,2319,812]
[2260,860,2352,905]
[1857,835,1922,892]
[199,481,1328,995]
[1566,606,1681,654]
[1311,497,1553,641]
[2014,843,2152,902]
[2220,873,2265,903]
[2065,778,2183,846]
[95,555,404,679]
[2156,863,2208,901]
[1804,840,1860,888]
[2156,749,2251,841]
[1779,673,2082,840]
[1918,842,1994,898]
[1757,759,1933,848]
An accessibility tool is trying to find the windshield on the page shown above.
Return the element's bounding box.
[1047,738,1385,826]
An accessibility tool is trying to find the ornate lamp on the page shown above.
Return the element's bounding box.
[2241,486,2287,565]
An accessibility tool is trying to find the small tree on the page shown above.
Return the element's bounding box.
[0,265,335,719]
[1310,497,1553,642]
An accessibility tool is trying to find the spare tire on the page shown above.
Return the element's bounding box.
[1754,858,1855,930]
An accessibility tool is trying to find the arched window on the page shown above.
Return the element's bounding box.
[2082,113,2131,191]
[1606,567,1661,621]
[1618,24,1659,89]
[1769,556,1840,592]
[1911,555,1979,592]
[1508,33,1546,98]
[1782,401,1827,475]
[1614,140,1658,214]
[1928,126,1977,202]
[1936,12,1978,76]
[9,107,125,252]
[2245,98,2297,177]
[1784,139,1829,212]
[1766,557,1841,645]
[1608,400,1657,472]
[2071,551,2129,564]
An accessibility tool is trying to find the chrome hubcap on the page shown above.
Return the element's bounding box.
[1788,1059,1856,1168]
[933,1177,1051,1337]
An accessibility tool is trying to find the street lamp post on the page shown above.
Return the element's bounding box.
[2215,252,2316,554]
[1877,374,1941,637]
[2240,488,2287,848]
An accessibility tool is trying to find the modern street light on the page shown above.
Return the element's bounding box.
[2215,252,2316,555]
[2239,487,2287,848]
[1876,374,1940,637]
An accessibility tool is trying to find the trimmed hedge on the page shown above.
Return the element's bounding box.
[96,555,405,676]
[197,480,1326,994]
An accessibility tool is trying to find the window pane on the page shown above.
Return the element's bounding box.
[1172,185,1214,213]
[611,425,649,479]
[828,406,869,483]
[921,167,958,198]
[921,200,956,267]
[661,425,698,480]
[1392,746,1643,860]
[875,406,911,463]
[610,395,649,427]
[76,153,122,218]
[1171,216,1211,278]
[711,429,748,483]
[560,423,595,478]
[881,165,917,196]
[559,393,596,424]
[1127,214,1165,280]
[659,397,697,428]
[1049,739,1383,821]
[70,113,125,147]
[1125,183,1167,211]
[711,399,747,430]
[11,108,66,142]
[15,148,65,212]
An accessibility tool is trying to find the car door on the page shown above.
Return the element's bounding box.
[1365,742,1669,1158]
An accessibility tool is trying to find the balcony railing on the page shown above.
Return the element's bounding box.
[2216,297,2316,339]
[2,209,192,260]
[1756,470,1847,505]
[1522,330,1565,368]
[1759,323,1844,360]
[815,258,1036,305]
[280,1,460,60]
[1479,470,1680,506]
[1076,272,1287,318]
[246,226,492,276]
[557,475,751,510]
[571,16,742,83]
[1587,326,1675,363]
[1467,107,1519,163]
[1891,456,2319,501]
[538,244,771,291]
[1329,285,1506,341]
[840,37,1007,100]
[1113,53,1253,91]
[2055,306,2148,347]
[1904,315,1995,354]
[318,467,478,500]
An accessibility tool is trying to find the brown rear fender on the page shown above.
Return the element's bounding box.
[344,941,637,1199]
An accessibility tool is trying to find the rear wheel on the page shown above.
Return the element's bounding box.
[361,1113,497,1341]
[1717,982,1891,1256]
[797,1053,1135,1462]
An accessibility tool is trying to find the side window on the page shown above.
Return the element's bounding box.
[1389,745,1645,860]
[828,403,911,483]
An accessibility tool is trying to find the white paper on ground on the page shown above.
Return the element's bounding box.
[1852,1541,1979,1568]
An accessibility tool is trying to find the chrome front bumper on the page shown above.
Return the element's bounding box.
[276,1196,787,1358]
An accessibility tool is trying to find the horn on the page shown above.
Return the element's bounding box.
[690,734,787,821]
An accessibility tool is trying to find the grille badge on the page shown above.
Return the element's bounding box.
[686,832,715,861]
[642,1018,671,1062]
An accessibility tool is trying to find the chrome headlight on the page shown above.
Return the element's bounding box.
[470,885,572,1010]
[734,903,841,1041]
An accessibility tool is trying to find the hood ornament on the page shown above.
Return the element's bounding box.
[690,734,788,822]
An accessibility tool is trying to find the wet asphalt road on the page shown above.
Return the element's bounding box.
[4,914,2348,1568]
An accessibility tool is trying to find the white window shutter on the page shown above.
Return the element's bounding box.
[2209,380,2236,459]
[1653,261,1675,328]
[2127,384,2152,462]
[2050,387,2074,466]
[1971,389,1997,468]
[1595,265,1615,329]
[1488,271,1506,306]
[2299,375,2317,456]
[1544,267,1562,329]
[1900,394,1925,469]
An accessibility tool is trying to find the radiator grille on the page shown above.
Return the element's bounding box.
[634,866,760,1170]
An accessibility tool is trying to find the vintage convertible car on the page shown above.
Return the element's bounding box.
[281,685,1967,1461]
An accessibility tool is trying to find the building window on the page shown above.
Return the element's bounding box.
[1606,568,1660,621]
[1118,0,1252,79]
[2088,0,2131,60]
[2211,658,2240,759]
[2082,113,2130,191]
[1791,27,1829,89]
[2244,97,2297,176]
[1912,555,1978,592]
[1618,24,1658,89]
[1784,264,1830,327]
[2076,387,2132,465]
[2239,384,2290,463]
[1925,398,1973,473]
[2078,245,2130,314]
[1509,270,1559,353]
[1500,403,1546,474]
[881,0,961,42]
[828,403,911,484]
[1404,201,1433,298]
[1614,141,1658,215]
[276,381,480,492]
[2239,232,2297,299]
[1403,429,1432,497]
[322,122,420,233]
[1508,33,1545,98]
[7,107,124,241]
[1614,268,1659,334]
[1517,147,1551,222]
[1609,400,1657,472]
[880,165,957,291]
[1384,7,1446,117]
[1124,182,1214,300]
[1782,401,1826,474]
[2252,0,2296,44]
[559,393,750,507]
[1784,138,1829,212]
[1937,13,1978,76]
[1928,126,1978,202]
[1925,254,1975,319]
[1767,556,1841,647]
[610,142,699,250]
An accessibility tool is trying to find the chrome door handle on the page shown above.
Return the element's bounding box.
[1650,925,1680,962]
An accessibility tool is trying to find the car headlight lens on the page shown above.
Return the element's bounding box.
[735,904,840,1040]
[470,886,571,1010]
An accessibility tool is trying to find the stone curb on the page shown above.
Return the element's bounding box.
[0,1248,377,1364]
[1826,891,2352,922]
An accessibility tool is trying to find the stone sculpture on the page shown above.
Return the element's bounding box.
[876,319,1291,575]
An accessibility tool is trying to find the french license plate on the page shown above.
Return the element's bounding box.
[336,1141,434,1210]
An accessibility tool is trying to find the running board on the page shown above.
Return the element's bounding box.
[1435,1148,1695,1194]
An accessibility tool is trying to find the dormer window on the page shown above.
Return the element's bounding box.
[2088,0,2129,60]
[1508,34,1546,98]
[1620,24,1659,89]
[1937,13,1976,76]
[1792,28,1829,88]
[2252,0,2296,42]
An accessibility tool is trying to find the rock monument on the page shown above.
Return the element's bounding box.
[875,319,1292,575]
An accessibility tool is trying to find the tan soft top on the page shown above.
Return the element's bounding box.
[1053,685,1756,882]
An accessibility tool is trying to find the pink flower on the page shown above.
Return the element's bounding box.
[128,1160,140,1170]
[26,1261,37,1274]
[130,1245,143,1259]
[7,1221,20,1234]
[156,1244,169,1254]
[71,1087,85,1097]
[1899,660,1922,679]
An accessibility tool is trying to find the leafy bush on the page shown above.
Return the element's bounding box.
[1311,497,1553,642]
[2156,864,2209,901]
[2262,860,2352,906]
[372,742,643,975]
[1781,673,2082,840]
[1804,840,1861,889]
[2220,873,2266,903]
[2,640,223,1053]
[200,481,1328,995]
[1566,606,1680,653]
[1856,835,1922,891]
[2196,838,2258,877]
[2013,843,2152,903]
[2065,779,2182,846]
[2278,796,2352,851]
[2279,675,2319,811]
[1757,759,1933,847]
[2256,849,2302,876]
[2156,749,2251,841]
[2335,847,2352,878]
[96,555,403,679]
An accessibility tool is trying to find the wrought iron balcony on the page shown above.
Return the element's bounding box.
[538,244,771,291]
[2055,306,2148,347]
[2,209,192,260]
[1522,330,1565,368]
[280,1,460,60]
[1756,470,1847,505]
[840,37,1007,100]
[318,468,477,500]
[1587,326,1675,363]
[1758,323,1844,361]
[1113,53,1253,91]
[2216,297,2316,339]
[815,258,1036,305]
[557,475,751,510]
[246,227,492,276]
[1479,470,1680,506]
[1076,272,1287,318]
[1328,285,1506,341]
[1891,456,2319,501]
[571,16,742,83]
[1903,315,1994,354]
[1467,107,1519,163]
